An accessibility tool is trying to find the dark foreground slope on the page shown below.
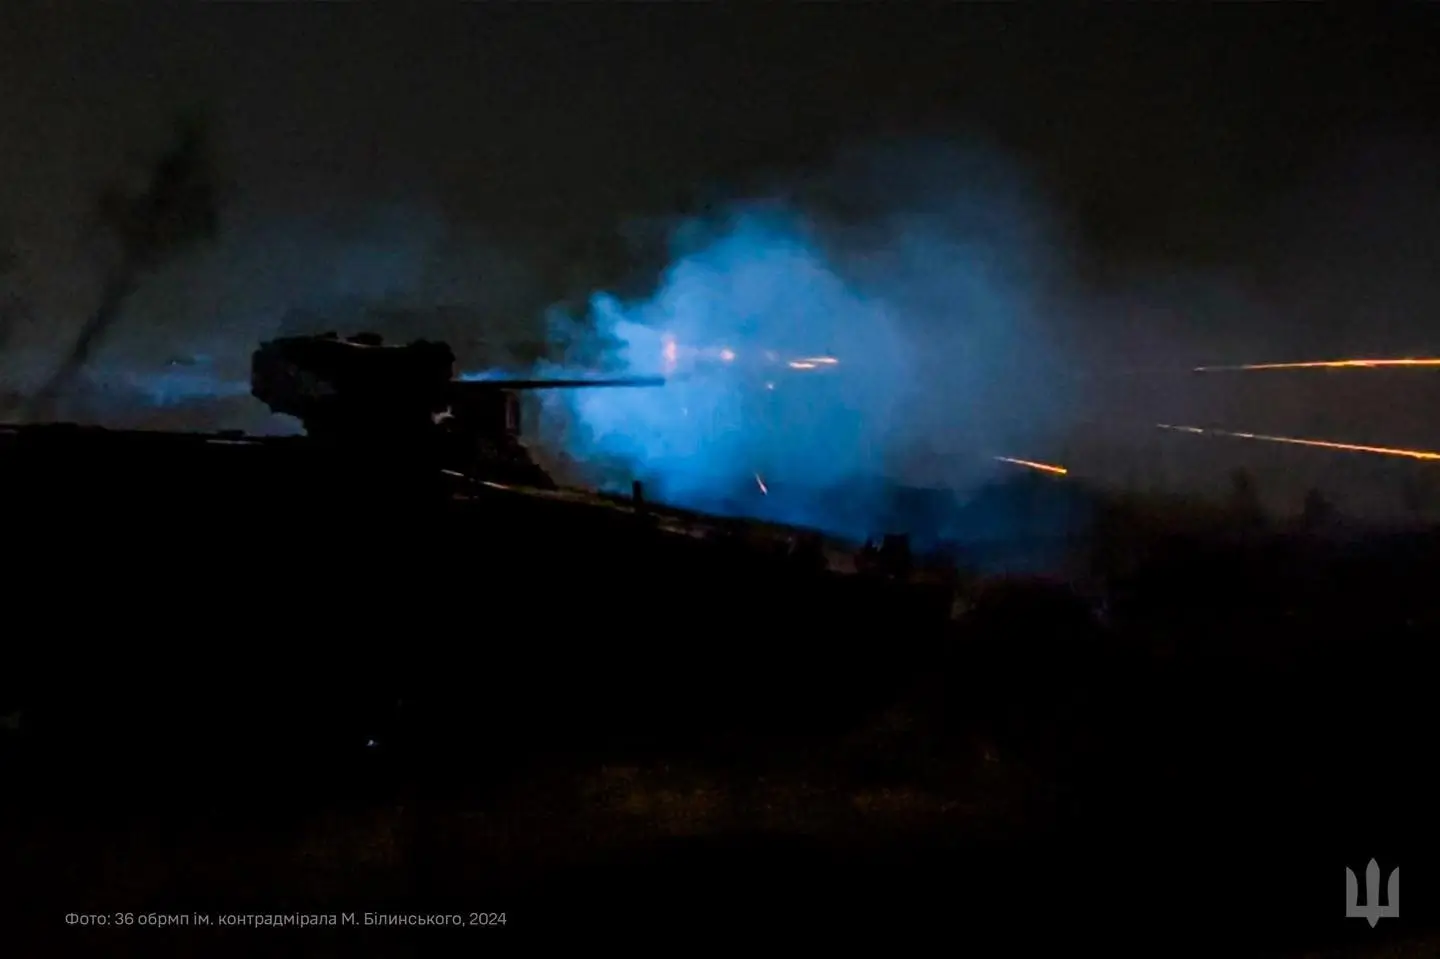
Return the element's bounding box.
[1,427,1437,955]
[0,424,932,769]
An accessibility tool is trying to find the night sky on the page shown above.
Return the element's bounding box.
[2,4,1439,519]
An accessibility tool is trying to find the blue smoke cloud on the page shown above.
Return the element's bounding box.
[533,142,1078,543]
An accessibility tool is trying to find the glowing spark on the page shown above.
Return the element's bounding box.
[755,473,769,495]
[994,456,1069,476]
[1157,424,1440,462]
[794,356,839,366]
[764,382,775,390]
[1194,358,1440,372]
[719,348,736,362]
[788,361,818,370]
[661,335,679,374]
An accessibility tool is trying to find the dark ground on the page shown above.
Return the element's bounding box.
[1,431,1437,955]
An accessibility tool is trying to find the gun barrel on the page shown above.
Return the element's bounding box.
[452,376,667,391]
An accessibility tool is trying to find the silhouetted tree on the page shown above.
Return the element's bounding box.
[23,110,221,419]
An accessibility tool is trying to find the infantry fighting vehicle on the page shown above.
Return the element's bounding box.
[1,332,933,787]
[248,330,664,489]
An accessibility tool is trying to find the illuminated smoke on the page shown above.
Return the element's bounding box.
[537,142,1076,541]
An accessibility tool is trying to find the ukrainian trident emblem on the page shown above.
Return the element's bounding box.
[1345,859,1399,927]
